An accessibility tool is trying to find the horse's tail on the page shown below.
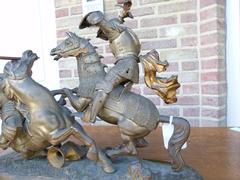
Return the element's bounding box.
[139,49,180,104]
[158,115,190,171]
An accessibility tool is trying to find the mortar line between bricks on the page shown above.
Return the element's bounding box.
[197,0,202,126]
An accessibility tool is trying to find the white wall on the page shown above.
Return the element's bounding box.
[0,0,59,134]
[0,0,59,90]
[226,0,240,126]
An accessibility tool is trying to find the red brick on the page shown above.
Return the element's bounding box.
[140,16,177,27]
[200,0,225,8]
[179,72,199,83]
[202,96,226,106]
[176,96,199,105]
[182,84,199,94]
[132,7,155,17]
[182,61,199,71]
[201,108,226,119]
[183,107,200,117]
[200,19,225,33]
[141,39,177,50]
[59,70,72,78]
[140,0,167,5]
[55,8,69,18]
[181,37,198,47]
[201,120,222,127]
[159,24,197,38]
[57,28,69,38]
[201,71,225,81]
[160,49,198,61]
[200,6,225,21]
[200,45,224,58]
[202,83,226,95]
[125,19,138,29]
[201,33,225,45]
[70,5,82,15]
[201,59,224,69]
[55,0,81,8]
[188,119,200,127]
[167,62,179,72]
[158,0,197,14]
[117,0,125,3]
[181,13,197,23]
[135,29,157,39]
[158,108,179,116]
[105,11,118,20]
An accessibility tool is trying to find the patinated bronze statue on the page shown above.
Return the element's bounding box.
[0,0,192,177]
[49,1,189,172]
[0,50,115,173]
[50,31,190,171]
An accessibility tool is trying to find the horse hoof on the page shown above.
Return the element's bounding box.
[87,146,98,161]
[172,162,184,172]
[105,150,117,160]
[102,164,116,174]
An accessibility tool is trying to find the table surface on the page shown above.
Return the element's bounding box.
[80,126,240,180]
[1,127,239,180]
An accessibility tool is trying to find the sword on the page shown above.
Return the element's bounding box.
[0,56,21,60]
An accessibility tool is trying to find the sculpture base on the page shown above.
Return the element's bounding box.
[0,152,202,180]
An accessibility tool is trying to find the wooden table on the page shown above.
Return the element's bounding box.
[80,126,240,180]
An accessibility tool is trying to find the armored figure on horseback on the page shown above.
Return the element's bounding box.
[0,0,190,173]
[79,10,141,123]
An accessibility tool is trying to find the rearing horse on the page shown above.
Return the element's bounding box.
[50,32,190,171]
[2,50,115,173]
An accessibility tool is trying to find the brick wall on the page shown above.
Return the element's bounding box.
[54,0,226,127]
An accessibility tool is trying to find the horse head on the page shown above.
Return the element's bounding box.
[50,32,90,61]
[4,50,39,80]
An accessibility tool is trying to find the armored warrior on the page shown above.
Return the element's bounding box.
[79,4,140,123]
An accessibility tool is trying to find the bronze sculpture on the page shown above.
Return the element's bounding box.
[0,50,115,173]
[50,31,190,171]
[0,0,191,176]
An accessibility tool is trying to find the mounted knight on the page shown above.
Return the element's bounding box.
[79,9,141,123]
[50,1,189,171]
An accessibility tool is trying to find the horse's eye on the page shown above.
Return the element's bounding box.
[66,40,72,46]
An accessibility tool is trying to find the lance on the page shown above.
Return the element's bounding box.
[0,56,21,61]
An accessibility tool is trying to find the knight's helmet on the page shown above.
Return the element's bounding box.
[79,11,141,60]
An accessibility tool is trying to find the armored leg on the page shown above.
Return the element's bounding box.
[82,67,128,123]
[82,90,108,123]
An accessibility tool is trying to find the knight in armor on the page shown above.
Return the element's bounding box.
[79,3,140,123]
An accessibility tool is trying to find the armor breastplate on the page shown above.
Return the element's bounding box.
[109,30,141,59]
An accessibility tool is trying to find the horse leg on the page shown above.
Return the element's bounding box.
[63,88,91,112]
[106,132,137,158]
[21,149,47,160]
[48,122,115,173]
[106,118,150,158]
[133,138,149,148]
